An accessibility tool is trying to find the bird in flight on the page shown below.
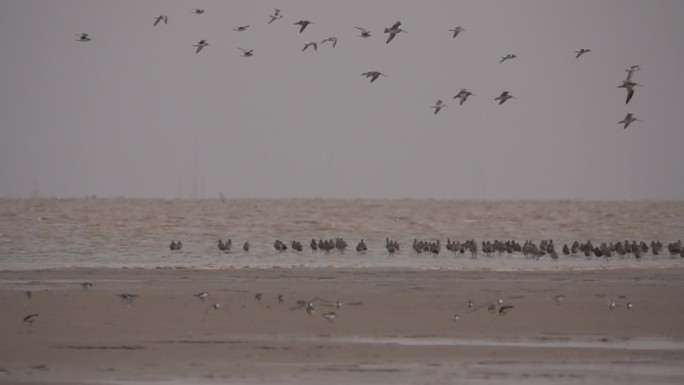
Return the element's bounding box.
[453,89,475,105]
[75,33,91,42]
[191,9,205,15]
[618,79,642,104]
[618,113,641,129]
[449,26,466,38]
[495,91,516,104]
[431,99,447,114]
[500,54,517,63]
[193,40,209,54]
[268,9,283,24]
[294,20,313,33]
[384,21,407,44]
[302,41,317,51]
[361,71,386,83]
[574,48,591,58]
[153,15,168,27]
[233,25,250,32]
[321,36,338,48]
[355,26,371,38]
[239,48,254,57]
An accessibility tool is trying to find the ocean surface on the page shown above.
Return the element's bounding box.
[0,198,682,271]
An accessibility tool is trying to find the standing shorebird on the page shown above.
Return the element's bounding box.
[495,91,516,104]
[618,113,641,129]
[618,80,642,104]
[238,48,254,57]
[449,26,466,38]
[607,298,617,310]
[119,293,137,305]
[322,312,337,323]
[153,15,168,27]
[25,291,32,300]
[194,291,209,301]
[268,9,283,24]
[574,48,591,58]
[431,99,447,114]
[233,25,250,32]
[294,20,313,33]
[23,314,39,326]
[361,71,386,83]
[453,89,475,105]
[499,305,514,316]
[552,294,565,305]
[277,294,285,303]
[75,33,91,42]
[321,36,338,48]
[193,40,209,54]
[302,41,317,51]
[500,54,517,63]
[202,303,221,322]
[384,21,406,44]
[355,26,371,38]
[627,302,634,310]
[81,282,93,290]
[255,293,263,301]
[243,241,250,252]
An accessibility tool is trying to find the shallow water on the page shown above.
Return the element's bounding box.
[0,198,683,270]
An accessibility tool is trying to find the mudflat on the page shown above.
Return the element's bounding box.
[1,267,684,384]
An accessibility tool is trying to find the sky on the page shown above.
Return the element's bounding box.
[1,0,683,200]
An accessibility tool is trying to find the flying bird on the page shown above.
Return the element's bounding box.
[384,21,406,44]
[625,65,641,81]
[453,88,475,105]
[193,39,209,54]
[294,20,313,33]
[618,113,641,129]
[321,36,338,47]
[500,54,517,63]
[238,48,254,57]
[268,9,283,24]
[618,80,642,104]
[355,26,371,38]
[495,91,516,104]
[449,26,466,38]
[75,33,91,42]
[431,99,447,114]
[191,9,205,15]
[153,15,168,27]
[361,71,386,83]
[302,41,317,51]
[574,48,590,58]
[233,25,250,32]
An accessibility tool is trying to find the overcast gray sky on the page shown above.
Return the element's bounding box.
[1,0,683,200]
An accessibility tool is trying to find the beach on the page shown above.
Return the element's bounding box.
[2,267,684,384]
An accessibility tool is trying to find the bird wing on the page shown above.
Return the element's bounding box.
[626,87,634,104]
[386,33,396,44]
[391,21,401,30]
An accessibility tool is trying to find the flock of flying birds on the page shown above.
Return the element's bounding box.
[72,7,643,129]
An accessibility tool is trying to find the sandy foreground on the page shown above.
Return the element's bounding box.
[1,267,684,384]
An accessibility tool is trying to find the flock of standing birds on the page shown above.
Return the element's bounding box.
[73,7,643,128]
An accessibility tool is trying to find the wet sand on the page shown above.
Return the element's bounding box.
[1,267,684,384]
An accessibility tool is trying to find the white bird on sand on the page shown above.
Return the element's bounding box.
[321,36,338,47]
[495,91,516,104]
[322,312,337,323]
[627,302,634,310]
[238,47,254,57]
[302,41,317,51]
[361,71,386,83]
[153,15,168,27]
[453,89,475,105]
[294,20,313,33]
[233,25,250,32]
[355,26,371,38]
[574,48,591,58]
[449,26,466,38]
[119,293,137,305]
[431,99,447,114]
[75,33,91,42]
[268,9,283,24]
[194,291,209,301]
[193,40,208,54]
[607,298,617,310]
[618,80,642,104]
[384,21,407,44]
[618,113,641,129]
[500,53,517,63]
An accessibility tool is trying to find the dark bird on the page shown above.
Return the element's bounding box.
[574,48,590,58]
[498,305,514,316]
[154,15,168,26]
[255,293,263,301]
[495,91,516,104]
[268,9,283,24]
[119,293,137,305]
[361,71,386,83]
[384,21,407,44]
[23,314,39,326]
[618,113,641,129]
[195,291,209,301]
[294,20,313,33]
[193,40,209,54]
[75,33,91,42]
[449,26,466,38]
[25,290,32,300]
[81,282,93,290]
